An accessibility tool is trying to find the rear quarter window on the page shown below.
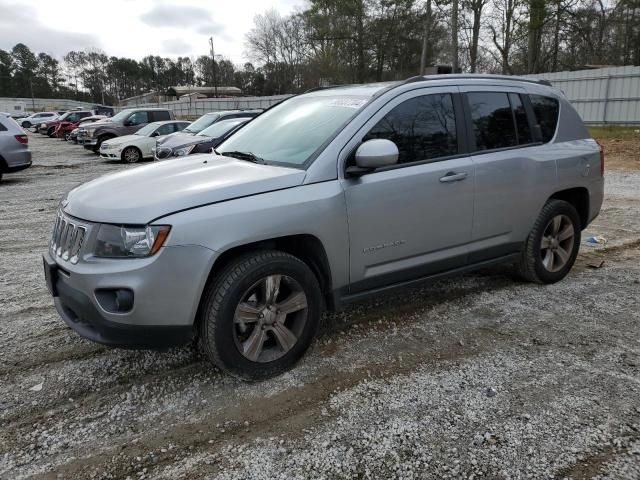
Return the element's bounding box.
[529,94,559,143]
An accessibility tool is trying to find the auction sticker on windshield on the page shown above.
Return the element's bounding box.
[328,98,368,108]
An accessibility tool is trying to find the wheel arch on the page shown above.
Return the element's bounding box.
[0,154,7,172]
[548,187,589,230]
[198,234,335,314]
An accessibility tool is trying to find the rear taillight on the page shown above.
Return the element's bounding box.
[15,134,28,145]
[596,140,605,176]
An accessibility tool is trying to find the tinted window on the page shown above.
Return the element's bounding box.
[529,94,559,143]
[127,111,149,125]
[155,123,175,136]
[509,93,534,144]
[363,93,457,164]
[151,111,171,121]
[468,92,517,150]
[0,122,6,131]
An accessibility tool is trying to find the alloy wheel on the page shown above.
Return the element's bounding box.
[233,274,308,363]
[540,214,575,272]
[123,148,140,163]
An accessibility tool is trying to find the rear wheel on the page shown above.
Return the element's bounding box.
[198,250,322,380]
[122,147,142,163]
[517,199,581,284]
[21,121,31,128]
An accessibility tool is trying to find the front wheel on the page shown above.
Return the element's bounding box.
[122,147,141,163]
[198,250,322,380]
[517,199,581,284]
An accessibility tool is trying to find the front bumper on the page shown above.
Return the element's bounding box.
[43,243,216,349]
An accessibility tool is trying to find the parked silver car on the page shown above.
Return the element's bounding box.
[43,75,604,379]
[0,113,32,183]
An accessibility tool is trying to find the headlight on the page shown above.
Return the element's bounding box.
[94,225,171,258]
[86,129,95,138]
[40,123,46,127]
[174,145,195,156]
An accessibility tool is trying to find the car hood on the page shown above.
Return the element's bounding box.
[156,132,197,147]
[103,134,143,146]
[82,120,114,129]
[64,155,306,224]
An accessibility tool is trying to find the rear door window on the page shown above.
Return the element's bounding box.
[529,94,560,143]
[467,92,518,150]
[362,93,458,164]
[151,111,171,121]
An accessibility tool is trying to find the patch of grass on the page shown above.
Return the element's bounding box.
[589,126,640,141]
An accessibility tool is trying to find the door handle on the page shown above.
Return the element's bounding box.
[439,171,468,183]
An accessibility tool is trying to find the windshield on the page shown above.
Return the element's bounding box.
[198,118,247,138]
[109,110,132,123]
[218,96,367,166]
[58,112,71,121]
[135,122,162,136]
[184,113,219,133]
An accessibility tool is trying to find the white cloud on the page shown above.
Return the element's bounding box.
[0,0,306,64]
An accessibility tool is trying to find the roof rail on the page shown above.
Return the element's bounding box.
[400,73,554,87]
[304,84,343,93]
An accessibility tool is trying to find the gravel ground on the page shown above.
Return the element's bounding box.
[0,132,639,480]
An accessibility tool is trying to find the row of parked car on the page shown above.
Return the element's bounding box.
[31,106,262,164]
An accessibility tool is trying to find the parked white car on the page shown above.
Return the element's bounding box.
[99,120,190,163]
[17,112,59,129]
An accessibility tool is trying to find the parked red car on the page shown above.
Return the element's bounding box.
[54,115,107,140]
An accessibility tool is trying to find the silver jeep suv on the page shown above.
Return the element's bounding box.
[43,75,604,379]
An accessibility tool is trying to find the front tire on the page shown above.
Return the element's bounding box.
[122,147,142,163]
[517,199,581,284]
[198,250,322,380]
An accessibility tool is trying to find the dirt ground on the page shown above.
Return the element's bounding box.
[1,130,639,480]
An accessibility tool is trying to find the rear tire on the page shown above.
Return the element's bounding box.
[198,250,322,380]
[22,121,31,128]
[517,199,581,284]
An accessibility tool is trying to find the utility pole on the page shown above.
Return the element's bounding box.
[209,37,218,98]
[451,0,460,73]
[29,77,36,111]
[419,0,433,75]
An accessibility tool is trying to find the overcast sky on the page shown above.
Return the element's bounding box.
[0,0,304,64]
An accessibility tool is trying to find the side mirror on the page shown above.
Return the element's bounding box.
[347,139,399,176]
[151,131,159,137]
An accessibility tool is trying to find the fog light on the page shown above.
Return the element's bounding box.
[95,288,134,313]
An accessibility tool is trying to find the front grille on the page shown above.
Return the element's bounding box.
[155,147,172,159]
[50,211,87,264]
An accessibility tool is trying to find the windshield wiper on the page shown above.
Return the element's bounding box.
[220,151,266,164]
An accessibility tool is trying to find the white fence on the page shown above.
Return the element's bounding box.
[0,97,95,112]
[4,67,639,124]
[114,94,293,118]
[527,66,640,125]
